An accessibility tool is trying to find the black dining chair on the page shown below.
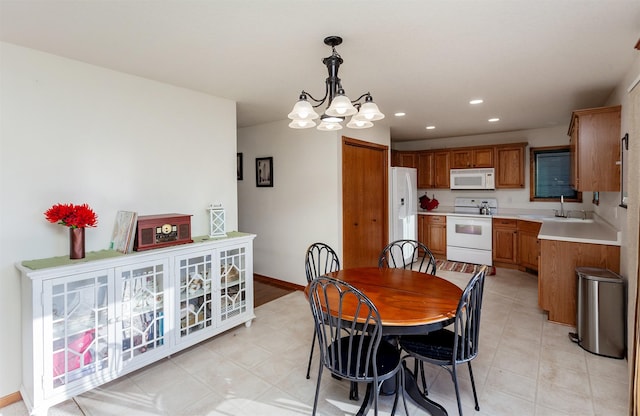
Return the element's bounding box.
[399,267,487,416]
[378,239,437,275]
[307,276,408,416]
[378,239,438,389]
[304,243,341,379]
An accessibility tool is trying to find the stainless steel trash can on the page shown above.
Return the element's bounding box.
[575,267,625,358]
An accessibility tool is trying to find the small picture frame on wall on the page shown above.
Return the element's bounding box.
[237,153,243,180]
[256,157,273,187]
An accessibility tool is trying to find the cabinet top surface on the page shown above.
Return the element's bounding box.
[18,232,256,272]
[568,105,621,134]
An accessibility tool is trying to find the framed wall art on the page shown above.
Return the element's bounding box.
[256,157,273,187]
[237,153,243,180]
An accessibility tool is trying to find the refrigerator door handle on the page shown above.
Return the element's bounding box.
[405,172,414,215]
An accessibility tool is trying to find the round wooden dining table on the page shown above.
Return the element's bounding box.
[322,267,463,416]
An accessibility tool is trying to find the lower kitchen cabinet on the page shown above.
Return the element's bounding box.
[493,218,542,271]
[538,239,619,326]
[517,220,542,271]
[17,233,255,416]
[492,218,517,265]
[419,215,447,256]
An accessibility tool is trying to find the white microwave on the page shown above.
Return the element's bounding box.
[450,168,495,190]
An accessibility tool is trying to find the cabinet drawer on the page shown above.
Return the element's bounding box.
[427,215,446,224]
[517,220,542,233]
[493,218,517,228]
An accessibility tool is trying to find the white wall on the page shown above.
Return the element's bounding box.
[605,55,640,360]
[0,43,238,397]
[237,121,390,287]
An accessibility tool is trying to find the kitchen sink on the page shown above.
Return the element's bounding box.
[517,214,594,223]
[544,217,594,223]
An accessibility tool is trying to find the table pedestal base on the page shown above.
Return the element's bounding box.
[403,362,448,416]
[355,363,447,416]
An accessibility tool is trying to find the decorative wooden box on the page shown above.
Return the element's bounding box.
[134,214,193,251]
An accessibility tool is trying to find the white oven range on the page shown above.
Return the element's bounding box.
[446,197,497,266]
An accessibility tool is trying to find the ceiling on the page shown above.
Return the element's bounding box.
[1,1,639,142]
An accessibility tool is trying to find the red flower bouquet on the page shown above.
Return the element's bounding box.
[44,203,98,228]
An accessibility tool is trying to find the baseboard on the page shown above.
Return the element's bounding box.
[254,273,305,291]
[0,391,22,409]
[493,261,518,269]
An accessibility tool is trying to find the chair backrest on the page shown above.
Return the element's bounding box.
[308,276,383,382]
[452,267,487,363]
[378,239,437,275]
[305,242,341,283]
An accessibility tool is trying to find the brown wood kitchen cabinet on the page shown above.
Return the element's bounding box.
[517,220,542,271]
[568,105,621,192]
[492,218,517,265]
[392,151,417,168]
[495,143,526,188]
[419,215,446,256]
[538,239,620,326]
[418,215,428,251]
[417,151,434,188]
[433,151,450,188]
[450,146,494,169]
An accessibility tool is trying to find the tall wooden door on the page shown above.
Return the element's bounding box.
[342,137,388,268]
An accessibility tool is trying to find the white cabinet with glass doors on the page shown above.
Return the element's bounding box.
[175,242,251,346]
[17,233,255,416]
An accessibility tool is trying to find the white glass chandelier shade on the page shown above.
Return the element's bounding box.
[325,94,358,117]
[288,98,320,121]
[346,117,374,129]
[317,120,343,131]
[288,119,317,129]
[354,100,385,121]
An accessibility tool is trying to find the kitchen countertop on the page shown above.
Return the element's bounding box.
[536,219,621,245]
[418,207,621,246]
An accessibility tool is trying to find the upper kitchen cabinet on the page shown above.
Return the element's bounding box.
[392,150,417,168]
[495,143,527,188]
[450,146,494,169]
[417,151,435,188]
[433,151,450,188]
[568,105,621,192]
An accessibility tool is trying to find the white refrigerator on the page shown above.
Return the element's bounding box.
[390,167,418,247]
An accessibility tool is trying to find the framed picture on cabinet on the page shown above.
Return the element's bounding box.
[237,153,243,180]
[256,157,273,187]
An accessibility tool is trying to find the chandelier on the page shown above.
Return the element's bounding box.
[288,36,384,131]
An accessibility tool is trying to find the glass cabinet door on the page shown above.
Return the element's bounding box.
[219,245,248,322]
[43,270,111,394]
[116,259,169,370]
[176,252,215,340]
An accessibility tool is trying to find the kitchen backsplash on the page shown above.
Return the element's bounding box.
[417,188,596,213]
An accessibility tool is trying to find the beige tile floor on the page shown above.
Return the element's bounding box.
[2,267,629,416]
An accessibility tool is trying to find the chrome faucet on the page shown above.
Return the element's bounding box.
[555,195,566,218]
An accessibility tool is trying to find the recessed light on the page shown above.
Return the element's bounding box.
[426,126,436,130]
[488,118,500,122]
[469,99,484,105]
[394,112,406,117]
